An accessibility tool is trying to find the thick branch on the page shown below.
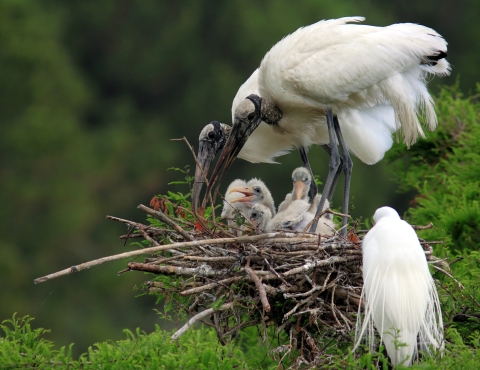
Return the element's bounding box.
[245,266,271,313]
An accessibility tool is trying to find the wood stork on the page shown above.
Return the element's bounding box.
[354,207,444,366]
[192,121,231,213]
[228,178,276,216]
[278,167,332,213]
[204,17,450,235]
[220,179,249,235]
[248,203,273,232]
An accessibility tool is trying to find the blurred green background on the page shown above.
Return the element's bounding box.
[2,0,478,356]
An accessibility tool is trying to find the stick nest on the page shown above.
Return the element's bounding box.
[110,202,444,368]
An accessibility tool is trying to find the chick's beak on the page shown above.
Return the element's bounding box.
[230,187,255,203]
[294,181,306,200]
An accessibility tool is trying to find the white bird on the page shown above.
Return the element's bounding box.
[228,178,276,216]
[204,17,449,235]
[247,203,273,232]
[278,167,332,212]
[268,199,312,232]
[278,167,314,213]
[220,179,250,235]
[354,207,444,367]
[192,121,231,212]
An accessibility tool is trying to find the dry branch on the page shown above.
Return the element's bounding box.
[171,301,235,341]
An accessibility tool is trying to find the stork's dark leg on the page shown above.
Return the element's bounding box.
[299,146,318,202]
[333,116,353,236]
[319,144,343,202]
[310,109,342,233]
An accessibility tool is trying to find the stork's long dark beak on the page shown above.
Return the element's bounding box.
[202,117,259,209]
[192,139,217,213]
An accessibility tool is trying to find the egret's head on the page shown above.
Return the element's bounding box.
[373,206,400,223]
[291,167,311,200]
[192,121,229,212]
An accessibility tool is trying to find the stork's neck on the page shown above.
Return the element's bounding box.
[260,98,282,125]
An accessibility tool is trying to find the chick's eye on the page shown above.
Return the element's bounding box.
[251,212,257,218]
[247,112,255,120]
[207,131,216,139]
[254,187,260,193]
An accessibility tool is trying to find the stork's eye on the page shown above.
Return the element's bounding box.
[247,112,255,120]
[207,131,216,139]
[251,212,258,218]
[254,187,261,193]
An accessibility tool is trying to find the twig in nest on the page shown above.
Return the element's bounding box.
[430,264,465,289]
[264,258,290,287]
[412,222,434,230]
[245,266,271,313]
[171,301,235,340]
[181,276,243,296]
[137,204,193,241]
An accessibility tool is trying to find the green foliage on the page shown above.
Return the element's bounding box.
[3,0,480,363]
[0,314,280,369]
[387,83,480,253]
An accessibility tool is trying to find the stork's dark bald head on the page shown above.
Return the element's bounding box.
[193,121,230,213]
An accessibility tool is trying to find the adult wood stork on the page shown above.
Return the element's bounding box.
[192,121,231,212]
[204,17,450,235]
[354,207,444,366]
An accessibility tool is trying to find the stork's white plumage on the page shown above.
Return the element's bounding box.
[205,16,449,236]
[234,17,449,164]
[354,207,443,366]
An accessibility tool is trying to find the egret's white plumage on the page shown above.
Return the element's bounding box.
[354,207,443,366]
[234,17,449,165]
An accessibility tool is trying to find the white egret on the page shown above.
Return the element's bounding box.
[204,17,450,235]
[192,121,231,212]
[354,207,444,366]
